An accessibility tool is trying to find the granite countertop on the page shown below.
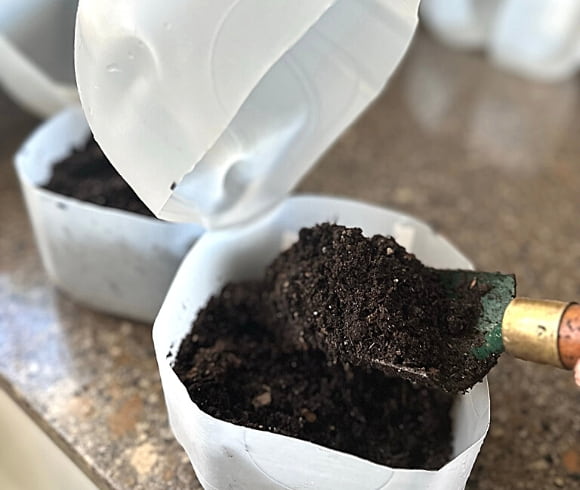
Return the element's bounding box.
[1,31,579,490]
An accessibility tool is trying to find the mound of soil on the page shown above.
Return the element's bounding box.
[174,280,454,470]
[264,223,496,393]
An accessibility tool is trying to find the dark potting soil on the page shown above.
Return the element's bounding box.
[264,224,497,393]
[43,136,153,217]
[174,223,500,469]
[174,281,454,470]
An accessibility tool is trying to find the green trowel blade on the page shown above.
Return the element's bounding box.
[436,270,517,360]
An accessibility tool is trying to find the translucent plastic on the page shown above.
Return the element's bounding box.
[14,107,203,322]
[154,196,490,490]
[76,0,420,227]
[0,0,78,117]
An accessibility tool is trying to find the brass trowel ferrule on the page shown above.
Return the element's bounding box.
[502,298,574,368]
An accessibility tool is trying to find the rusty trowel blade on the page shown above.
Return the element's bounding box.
[436,270,517,359]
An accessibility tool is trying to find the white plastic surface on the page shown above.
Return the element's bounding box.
[14,107,203,323]
[420,0,580,81]
[76,0,420,228]
[0,0,78,117]
[154,196,490,490]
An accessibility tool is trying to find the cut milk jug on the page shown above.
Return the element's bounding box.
[75,1,490,488]
[14,106,203,323]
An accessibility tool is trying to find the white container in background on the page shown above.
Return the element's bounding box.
[76,0,490,487]
[0,0,78,117]
[155,196,490,490]
[14,107,203,323]
[420,0,580,82]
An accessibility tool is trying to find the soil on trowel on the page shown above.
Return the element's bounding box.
[264,223,496,393]
[174,223,495,469]
[43,135,153,217]
[174,281,454,470]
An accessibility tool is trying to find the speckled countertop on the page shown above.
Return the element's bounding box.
[1,31,579,490]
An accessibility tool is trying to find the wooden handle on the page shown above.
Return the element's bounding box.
[558,303,580,369]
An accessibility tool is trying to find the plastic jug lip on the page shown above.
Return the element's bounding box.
[76,0,420,227]
[0,0,78,118]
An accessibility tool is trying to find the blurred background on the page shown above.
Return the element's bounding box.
[1,1,579,489]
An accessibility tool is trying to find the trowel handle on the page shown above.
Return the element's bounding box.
[502,299,580,369]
